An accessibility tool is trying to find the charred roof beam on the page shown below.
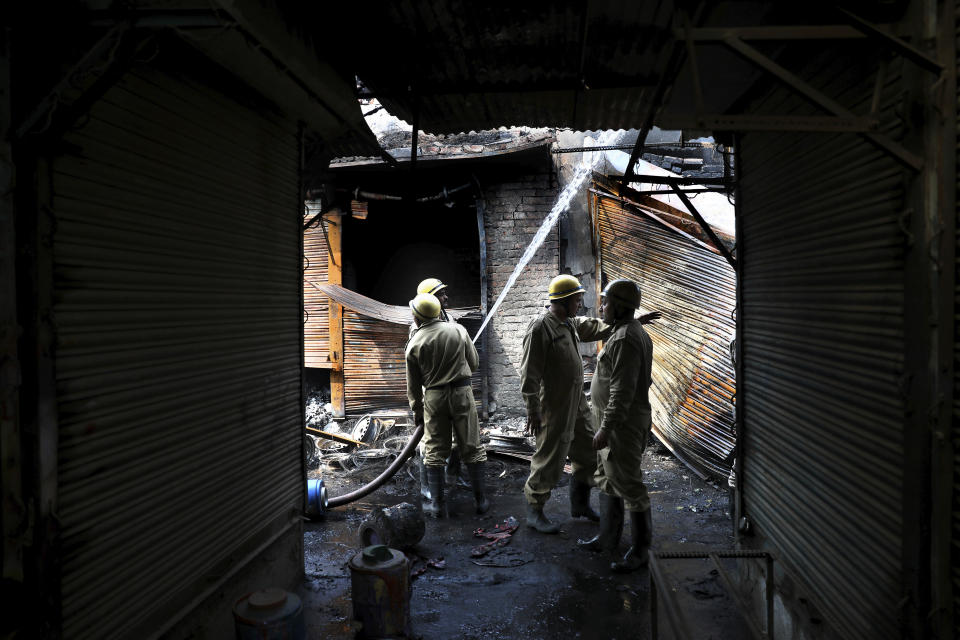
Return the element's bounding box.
[669,183,736,269]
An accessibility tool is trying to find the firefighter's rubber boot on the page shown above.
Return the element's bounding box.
[612,508,652,572]
[570,478,600,521]
[525,503,561,534]
[418,455,431,500]
[423,467,447,518]
[467,462,490,514]
[578,493,624,555]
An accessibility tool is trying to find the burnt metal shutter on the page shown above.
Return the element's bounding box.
[51,64,302,638]
[594,193,736,479]
[343,311,411,413]
[343,312,484,415]
[739,51,907,638]
[304,216,331,368]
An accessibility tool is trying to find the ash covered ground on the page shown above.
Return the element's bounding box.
[300,408,748,639]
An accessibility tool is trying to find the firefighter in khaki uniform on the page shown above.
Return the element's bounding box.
[580,279,655,572]
[405,292,489,518]
[520,274,614,533]
[409,278,463,496]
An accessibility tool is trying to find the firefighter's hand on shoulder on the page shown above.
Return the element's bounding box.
[639,310,662,325]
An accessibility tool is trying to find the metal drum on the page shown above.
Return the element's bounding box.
[358,502,425,550]
[306,477,328,519]
[233,588,305,640]
[349,545,411,638]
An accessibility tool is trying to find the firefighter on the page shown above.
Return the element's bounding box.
[414,277,451,324]
[409,277,464,493]
[579,278,654,572]
[520,274,614,533]
[405,292,488,517]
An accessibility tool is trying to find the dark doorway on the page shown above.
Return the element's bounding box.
[339,191,481,308]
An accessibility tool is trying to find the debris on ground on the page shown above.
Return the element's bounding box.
[471,516,520,558]
[409,554,446,580]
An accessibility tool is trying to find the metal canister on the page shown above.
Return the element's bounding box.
[233,588,305,640]
[358,502,425,550]
[306,477,328,519]
[348,545,411,638]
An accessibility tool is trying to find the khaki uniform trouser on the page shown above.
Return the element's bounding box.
[524,397,596,507]
[422,386,485,467]
[594,416,651,512]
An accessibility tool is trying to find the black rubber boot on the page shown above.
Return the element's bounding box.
[570,479,600,521]
[525,503,561,534]
[423,467,447,518]
[578,493,624,554]
[466,462,490,514]
[418,455,431,500]
[612,509,652,572]
[445,448,462,487]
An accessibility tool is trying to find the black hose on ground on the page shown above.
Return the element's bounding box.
[327,425,424,508]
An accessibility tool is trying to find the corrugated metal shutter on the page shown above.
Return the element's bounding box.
[343,312,484,415]
[954,1,960,632]
[739,51,906,638]
[304,217,330,367]
[51,64,302,638]
[594,193,736,479]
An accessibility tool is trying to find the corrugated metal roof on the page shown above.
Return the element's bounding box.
[317,283,479,325]
[329,0,679,132]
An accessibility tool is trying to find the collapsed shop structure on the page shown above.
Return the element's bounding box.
[303,130,738,479]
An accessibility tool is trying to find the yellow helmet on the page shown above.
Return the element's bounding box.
[548,274,586,300]
[410,293,442,321]
[417,278,447,296]
[601,278,641,309]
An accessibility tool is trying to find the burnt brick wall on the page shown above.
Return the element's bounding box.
[483,171,559,414]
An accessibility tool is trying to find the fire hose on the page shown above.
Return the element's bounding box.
[327,425,424,508]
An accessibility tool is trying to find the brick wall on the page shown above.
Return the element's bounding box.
[482,171,559,414]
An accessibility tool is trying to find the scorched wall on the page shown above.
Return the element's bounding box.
[482,170,559,413]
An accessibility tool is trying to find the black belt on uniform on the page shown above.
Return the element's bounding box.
[426,377,471,391]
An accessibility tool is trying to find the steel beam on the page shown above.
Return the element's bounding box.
[708,553,766,640]
[682,25,866,41]
[648,553,694,640]
[723,36,923,171]
[838,7,943,74]
[669,184,736,268]
[657,114,879,132]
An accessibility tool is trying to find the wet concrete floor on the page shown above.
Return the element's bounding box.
[302,439,749,639]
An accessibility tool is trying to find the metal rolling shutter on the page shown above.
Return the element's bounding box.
[954,1,960,632]
[51,64,302,638]
[739,51,907,638]
[595,194,736,479]
[304,217,330,367]
[343,311,484,415]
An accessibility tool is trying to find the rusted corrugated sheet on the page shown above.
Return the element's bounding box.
[315,285,484,414]
[303,216,330,368]
[317,283,478,324]
[594,192,736,480]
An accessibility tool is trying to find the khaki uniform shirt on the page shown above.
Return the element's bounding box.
[405,319,478,424]
[520,312,612,433]
[591,319,653,434]
[408,309,452,340]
